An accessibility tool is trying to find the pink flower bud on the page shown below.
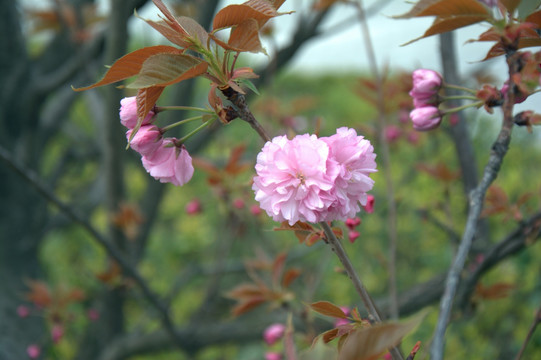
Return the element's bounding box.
[384,126,401,143]
[410,69,442,95]
[87,308,100,321]
[410,107,442,131]
[185,199,202,215]
[363,194,375,213]
[232,198,245,209]
[250,204,262,216]
[345,217,361,229]
[407,131,420,145]
[141,140,194,187]
[26,344,41,359]
[334,306,351,327]
[51,324,64,343]
[127,125,163,156]
[17,305,30,318]
[348,230,360,243]
[263,323,286,345]
[265,352,283,360]
[119,96,155,129]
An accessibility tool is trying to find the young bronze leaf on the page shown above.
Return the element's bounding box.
[337,312,425,360]
[128,87,165,143]
[126,53,208,89]
[406,15,488,44]
[177,16,209,47]
[525,9,541,27]
[152,0,188,35]
[282,268,301,288]
[213,0,278,30]
[394,0,488,18]
[310,301,348,319]
[500,0,522,14]
[72,45,181,91]
[228,18,266,53]
[139,18,193,48]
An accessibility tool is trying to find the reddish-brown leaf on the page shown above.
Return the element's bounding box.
[225,283,265,300]
[274,221,315,243]
[272,252,287,286]
[191,157,223,183]
[152,0,189,36]
[405,15,488,45]
[525,9,541,27]
[132,87,164,140]
[25,280,53,308]
[282,268,301,288]
[126,53,207,89]
[395,0,489,18]
[475,282,515,300]
[337,312,425,360]
[72,46,181,91]
[231,297,267,316]
[228,18,266,53]
[213,0,278,30]
[224,145,250,175]
[140,18,193,49]
[500,0,522,14]
[310,301,349,319]
[416,162,460,183]
[321,328,340,343]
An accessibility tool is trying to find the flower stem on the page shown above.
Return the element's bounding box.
[441,95,479,102]
[161,115,205,133]
[156,105,214,113]
[441,101,484,114]
[444,83,478,95]
[177,118,215,144]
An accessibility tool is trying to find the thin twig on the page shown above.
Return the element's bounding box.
[514,304,541,360]
[321,222,404,360]
[0,145,185,350]
[429,51,519,360]
[351,0,400,324]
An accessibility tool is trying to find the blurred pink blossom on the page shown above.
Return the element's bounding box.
[127,125,163,156]
[363,195,375,214]
[119,96,155,129]
[141,140,194,186]
[51,324,64,343]
[232,198,245,209]
[185,199,202,215]
[410,107,442,131]
[87,308,100,321]
[26,344,41,359]
[17,305,30,318]
[384,126,401,143]
[250,204,262,216]
[345,217,361,229]
[348,230,360,243]
[334,306,351,327]
[265,352,283,360]
[263,323,286,345]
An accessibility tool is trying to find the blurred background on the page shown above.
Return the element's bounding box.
[1,0,540,359]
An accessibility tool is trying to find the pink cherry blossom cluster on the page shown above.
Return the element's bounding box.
[409,69,443,131]
[252,127,377,225]
[120,97,194,186]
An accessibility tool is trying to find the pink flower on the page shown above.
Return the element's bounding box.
[51,324,64,343]
[250,204,262,216]
[127,125,163,156]
[409,69,442,108]
[322,127,377,220]
[265,352,283,360]
[119,96,155,129]
[185,199,202,214]
[232,198,245,209]
[410,69,442,96]
[384,126,401,143]
[263,323,286,345]
[363,194,375,213]
[87,308,100,321]
[348,230,360,243]
[345,217,361,229]
[141,140,194,186]
[334,306,351,327]
[410,107,442,131]
[17,305,30,318]
[26,344,41,359]
[252,134,339,225]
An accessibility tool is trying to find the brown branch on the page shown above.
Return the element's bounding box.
[514,304,541,360]
[222,87,271,142]
[0,144,184,351]
[430,50,519,360]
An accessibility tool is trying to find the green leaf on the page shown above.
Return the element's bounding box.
[238,78,260,95]
[310,301,348,319]
[126,53,208,89]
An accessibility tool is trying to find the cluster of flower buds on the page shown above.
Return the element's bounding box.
[120,97,194,186]
[252,127,377,225]
[409,69,443,131]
